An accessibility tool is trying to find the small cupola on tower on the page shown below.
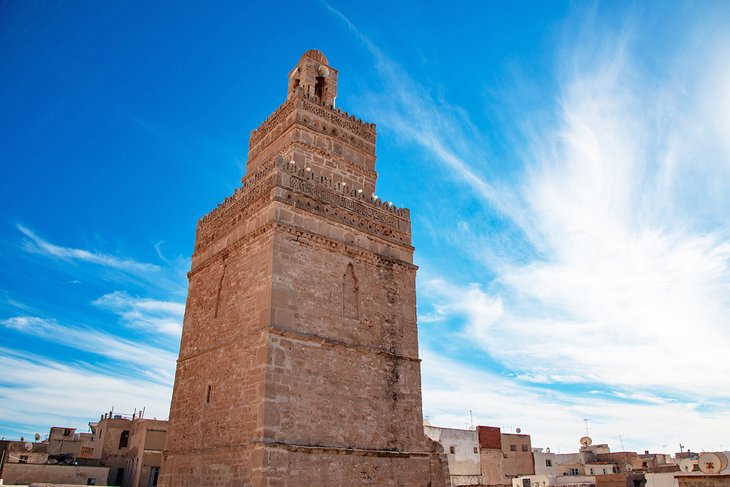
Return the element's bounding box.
[287,49,338,108]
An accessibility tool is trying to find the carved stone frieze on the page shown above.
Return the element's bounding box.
[299,97,376,143]
[248,92,377,162]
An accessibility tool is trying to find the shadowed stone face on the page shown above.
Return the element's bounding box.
[159,50,449,487]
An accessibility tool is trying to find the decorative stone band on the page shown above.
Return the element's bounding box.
[164,440,439,458]
[299,95,376,143]
[269,325,421,364]
[248,91,376,161]
[194,155,411,255]
[259,440,436,458]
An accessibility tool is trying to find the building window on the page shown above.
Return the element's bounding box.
[19,455,28,464]
[522,479,532,487]
[473,447,478,454]
[64,428,72,436]
[642,462,648,468]
[510,444,517,451]
[149,466,160,486]
[570,468,579,476]
[590,468,594,475]
[87,479,96,486]
[118,430,130,449]
[449,446,456,454]
[522,444,529,452]
[613,466,619,473]
[546,459,552,467]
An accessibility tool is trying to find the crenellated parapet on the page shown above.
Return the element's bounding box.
[194,155,411,256]
[248,89,377,165]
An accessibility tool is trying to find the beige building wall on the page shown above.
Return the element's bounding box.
[424,426,482,486]
[1,463,108,485]
[92,414,166,487]
[501,433,534,478]
[481,449,507,486]
[124,419,167,487]
[534,450,558,476]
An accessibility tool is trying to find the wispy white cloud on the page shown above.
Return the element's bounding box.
[1,315,176,383]
[17,224,161,274]
[0,347,172,436]
[329,1,730,449]
[421,347,730,454]
[93,291,184,337]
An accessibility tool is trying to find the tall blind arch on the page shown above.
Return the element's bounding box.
[342,263,359,320]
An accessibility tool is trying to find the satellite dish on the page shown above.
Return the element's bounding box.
[24,442,33,451]
[34,433,41,441]
[625,464,633,471]
[318,65,330,78]
[580,436,593,447]
[679,458,698,472]
[719,452,729,472]
[516,428,522,433]
[698,452,727,474]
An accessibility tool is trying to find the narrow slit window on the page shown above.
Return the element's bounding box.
[206,385,212,403]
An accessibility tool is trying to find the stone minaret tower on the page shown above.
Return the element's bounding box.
[160,50,448,487]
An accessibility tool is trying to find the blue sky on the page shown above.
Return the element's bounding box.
[2,1,730,454]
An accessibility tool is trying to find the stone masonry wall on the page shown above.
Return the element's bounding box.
[160,50,448,487]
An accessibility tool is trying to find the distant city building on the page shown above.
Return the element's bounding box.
[0,426,108,486]
[92,410,167,487]
[0,410,167,487]
[424,424,535,486]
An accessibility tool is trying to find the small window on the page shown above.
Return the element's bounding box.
[603,469,607,474]
[510,444,517,451]
[19,455,28,464]
[118,430,130,449]
[206,385,212,403]
[522,444,529,452]
[473,447,478,454]
[642,462,648,468]
[149,466,160,486]
[546,459,552,467]
[522,479,531,487]
[87,479,96,486]
[449,446,456,454]
[590,468,594,475]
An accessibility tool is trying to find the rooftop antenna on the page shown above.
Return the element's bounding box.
[619,435,630,471]
[470,410,474,430]
[583,418,591,436]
